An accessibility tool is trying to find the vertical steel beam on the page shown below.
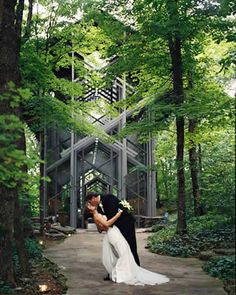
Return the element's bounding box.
[147,135,157,217]
[70,50,77,228]
[110,144,114,193]
[121,74,127,200]
[80,151,86,229]
[81,150,85,205]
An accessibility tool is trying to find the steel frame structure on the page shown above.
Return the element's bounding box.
[45,57,157,228]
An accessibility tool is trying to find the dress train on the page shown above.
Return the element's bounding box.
[102,226,170,286]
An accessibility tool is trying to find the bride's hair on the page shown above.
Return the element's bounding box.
[86,192,100,201]
[82,203,93,219]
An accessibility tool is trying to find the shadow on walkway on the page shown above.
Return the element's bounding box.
[44,230,226,295]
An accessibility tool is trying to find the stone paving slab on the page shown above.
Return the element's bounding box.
[44,230,226,295]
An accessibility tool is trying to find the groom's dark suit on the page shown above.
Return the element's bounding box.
[98,193,140,266]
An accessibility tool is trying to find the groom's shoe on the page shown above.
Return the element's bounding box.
[103,274,110,281]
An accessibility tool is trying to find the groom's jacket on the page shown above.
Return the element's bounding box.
[98,194,140,266]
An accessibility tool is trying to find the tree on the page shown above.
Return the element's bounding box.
[165,0,186,234]
[88,0,234,233]
[90,0,188,232]
[0,0,111,285]
[20,1,114,232]
[0,0,30,285]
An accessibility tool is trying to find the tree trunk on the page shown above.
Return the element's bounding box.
[0,0,29,284]
[23,0,34,40]
[167,0,187,234]
[198,144,202,174]
[188,119,202,216]
[175,115,186,234]
[155,170,162,208]
[0,189,16,286]
[39,129,47,235]
[14,196,30,276]
[198,143,204,213]
[14,0,31,276]
[0,0,19,285]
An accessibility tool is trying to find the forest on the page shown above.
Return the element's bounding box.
[0,0,235,294]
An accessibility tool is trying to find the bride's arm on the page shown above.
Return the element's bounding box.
[94,210,123,228]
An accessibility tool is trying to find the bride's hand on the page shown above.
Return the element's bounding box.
[117,209,123,216]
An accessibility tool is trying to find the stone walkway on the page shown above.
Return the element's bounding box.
[44,230,226,295]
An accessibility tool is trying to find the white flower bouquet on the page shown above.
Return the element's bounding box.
[119,200,134,213]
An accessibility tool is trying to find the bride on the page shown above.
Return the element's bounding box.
[86,203,170,286]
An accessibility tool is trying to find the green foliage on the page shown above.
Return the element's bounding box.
[150,224,176,241]
[150,234,199,257]
[0,114,27,188]
[199,130,235,219]
[38,0,80,20]
[1,0,234,264]
[149,226,234,257]
[20,44,55,92]
[12,238,42,277]
[148,215,235,257]
[0,281,13,294]
[20,13,115,143]
[153,118,235,222]
[187,214,233,232]
[203,255,236,281]
[91,0,235,145]
[24,238,43,258]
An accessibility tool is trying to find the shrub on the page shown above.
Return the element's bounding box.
[149,234,200,257]
[0,281,13,294]
[203,256,235,281]
[188,214,233,233]
[148,224,234,257]
[25,238,43,258]
[13,238,43,275]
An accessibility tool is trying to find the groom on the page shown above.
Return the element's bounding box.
[86,192,140,269]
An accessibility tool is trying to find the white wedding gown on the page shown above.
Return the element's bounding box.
[102,225,170,286]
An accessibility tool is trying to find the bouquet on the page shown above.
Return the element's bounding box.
[119,200,133,213]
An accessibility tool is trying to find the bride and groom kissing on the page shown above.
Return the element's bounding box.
[85,192,169,286]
